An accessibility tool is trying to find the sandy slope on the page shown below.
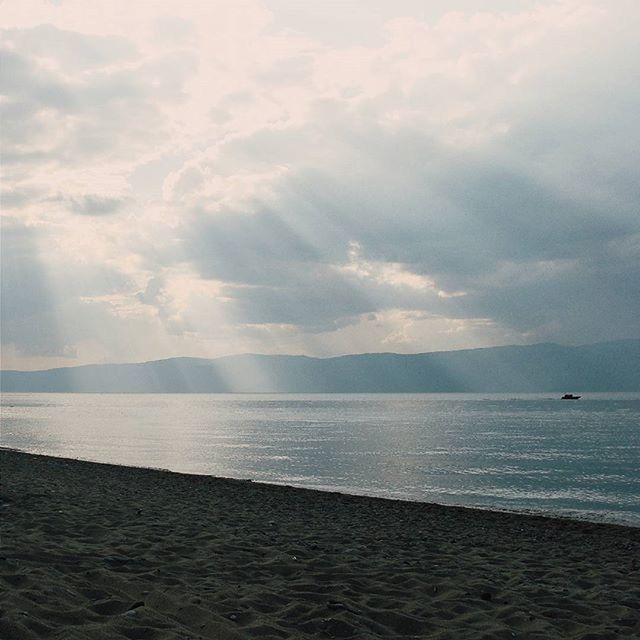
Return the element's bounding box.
[1,449,638,639]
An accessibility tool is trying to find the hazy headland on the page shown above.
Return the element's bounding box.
[2,340,639,393]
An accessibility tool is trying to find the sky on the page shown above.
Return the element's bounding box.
[1,0,639,370]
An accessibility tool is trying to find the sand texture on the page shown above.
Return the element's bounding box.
[1,449,639,639]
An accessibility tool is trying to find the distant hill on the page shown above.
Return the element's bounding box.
[1,340,639,392]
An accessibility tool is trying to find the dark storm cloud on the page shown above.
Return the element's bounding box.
[185,209,323,285]
[227,276,375,331]
[176,74,640,342]
[468,253,640,344]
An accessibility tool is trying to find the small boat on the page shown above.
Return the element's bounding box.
[561,393,581,400]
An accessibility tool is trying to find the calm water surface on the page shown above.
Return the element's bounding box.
[2,393,639,525]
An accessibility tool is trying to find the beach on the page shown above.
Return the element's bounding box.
[1,449,638,639]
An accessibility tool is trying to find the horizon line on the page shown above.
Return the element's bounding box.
[2,338,638,374]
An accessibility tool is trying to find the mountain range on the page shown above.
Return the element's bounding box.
[2,340,639,393]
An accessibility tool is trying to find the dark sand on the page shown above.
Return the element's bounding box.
[1,449,639,639]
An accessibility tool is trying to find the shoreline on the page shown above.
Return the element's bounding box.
[2,446,638,530]
[2,448,639,639]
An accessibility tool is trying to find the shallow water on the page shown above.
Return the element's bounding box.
[2,393,639,525]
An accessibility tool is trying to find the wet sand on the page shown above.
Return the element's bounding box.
[1,448,639,639]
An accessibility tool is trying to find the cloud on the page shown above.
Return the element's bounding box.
[169,86,639,338]
[0,36,192,173]
[1,0,639,368]
[0,220,138,357]
[3,24,137,70]
[65,194,128,216]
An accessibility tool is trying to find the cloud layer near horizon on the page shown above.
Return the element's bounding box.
[2,0,639,369]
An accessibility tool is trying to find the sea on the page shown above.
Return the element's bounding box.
[1,392,639,526]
